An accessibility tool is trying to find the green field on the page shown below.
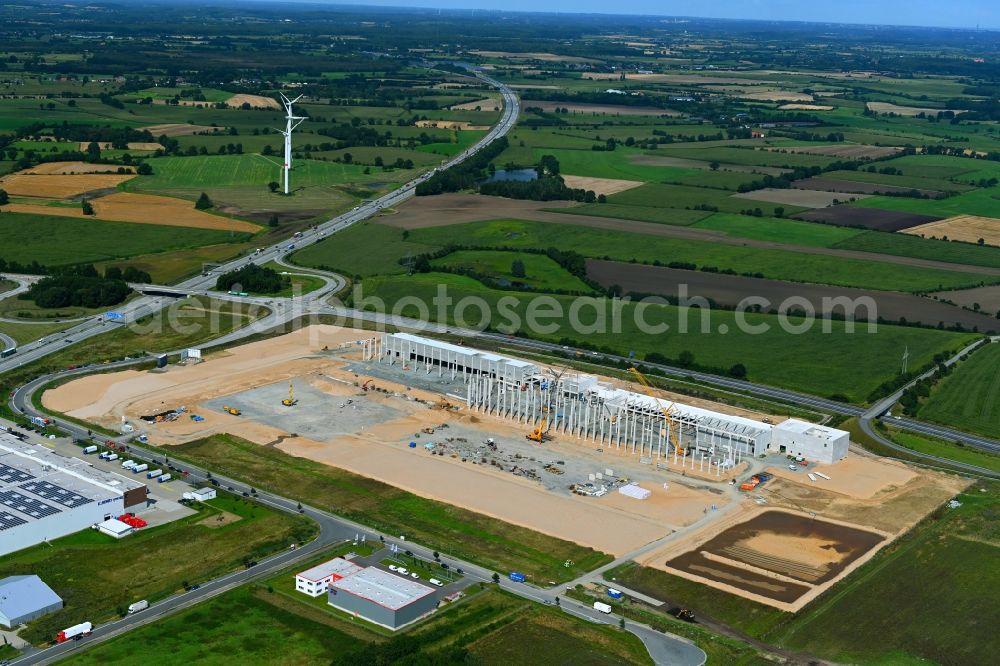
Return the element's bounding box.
[918,343,1000,439]
[548,203,712,226]
[609,182,805,218]
[361,271,975,401]
[852,184,1000,219]
[1,494,315,644]
[0,320,74,345]
[432,249,595,292]
[0,212,252,268]
[887,428,1000,473]
[170,433,612,583]
[692,213,865,246]
[291,220,437,277]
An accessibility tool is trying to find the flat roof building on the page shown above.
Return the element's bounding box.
[329,567,437,630]
[96,517,133,539]
[295,557,363,597]
[771,419,849,465]
[0,434,148,557]
[0,575,63,628]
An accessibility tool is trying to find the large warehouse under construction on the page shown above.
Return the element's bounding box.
[364,333,849,469]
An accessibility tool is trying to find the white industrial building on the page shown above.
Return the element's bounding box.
[0,575,63,628]
[365,334,849,473]
[295,557,363,597]
[183,487,217,502]
[0,434,148,557]
[95,517,134,539]
[771,419,849,464]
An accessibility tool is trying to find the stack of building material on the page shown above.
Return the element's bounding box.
[618,483,651,500]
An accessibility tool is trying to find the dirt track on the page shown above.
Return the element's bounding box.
[377,194,1000,276]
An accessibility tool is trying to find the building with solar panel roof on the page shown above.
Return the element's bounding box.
[0,433,147,556]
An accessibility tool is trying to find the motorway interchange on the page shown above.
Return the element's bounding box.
[2,65,999,666]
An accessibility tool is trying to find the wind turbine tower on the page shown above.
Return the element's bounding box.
[277,93,306,195]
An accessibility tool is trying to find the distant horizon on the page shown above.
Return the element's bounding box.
[273,0,1000,31]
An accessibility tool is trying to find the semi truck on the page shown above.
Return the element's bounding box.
[121,460,136,470]
[132,463,148,474]
[83,445,98,454]
[56,621,92,642]
[593,602,612,614]
[158,473,172,483]
[146,469,163,479]
[127,600,149,614]
[106,453,119,461]
[509,572,526,583]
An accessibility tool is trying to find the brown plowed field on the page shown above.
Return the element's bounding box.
[867,102,965,116]
[142,123,223,137]
[525,101,677,116]
[561,175,643,196]
[794,206,940,231]
[585,259,1000,331]
[765,144,901,159]
[628,154,786,175]
[732,188,868,208]
[792,176,944,198]
[77,141,163,151]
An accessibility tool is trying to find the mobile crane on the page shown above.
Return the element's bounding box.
[627,367,685,457]
[282,381,297,407]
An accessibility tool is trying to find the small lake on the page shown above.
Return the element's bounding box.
[482,168,538,184]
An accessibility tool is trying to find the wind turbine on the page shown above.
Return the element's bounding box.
[276,93,306,195]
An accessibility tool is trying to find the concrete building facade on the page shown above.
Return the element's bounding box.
[0,434,148,557]
[295,557,363,597]
[771,419,850,464]
[327,567,437,629]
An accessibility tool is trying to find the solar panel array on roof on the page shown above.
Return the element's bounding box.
[0,490,61,519]
[19,481,92,508]
[0,463,34,484]
[0,511,27,531]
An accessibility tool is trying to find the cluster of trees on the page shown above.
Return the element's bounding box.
[479,154,603,203]
[215,264,288,294]
[416,137,508,196]
[20,265,139,309]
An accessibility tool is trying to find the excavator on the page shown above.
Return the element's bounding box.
[222,405,241,416]
[526,419,551,443]
[627,367,685,457]
[282,381,297,407]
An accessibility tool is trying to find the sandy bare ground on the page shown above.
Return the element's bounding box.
[414,120,490,131]
[22,161,135,175]
[739,90,815,102]
[731,188,869,208]
[0,172,134,199]
[524,101,677,117]
[4,191,261,232]
[766,455,917,500]
[374,194,1000,276]
[77,142,163,151]
[449,97,501,111]
[142,123,224,137]
[778,104,834,111]
[765,144,902,159]
[902,214,1000,247]
[867,101,965,116]
[226,94,281,110]
[561,175,643,196]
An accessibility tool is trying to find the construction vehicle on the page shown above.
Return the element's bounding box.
[282,381,297,407]
[669,607,696,623]
[433,399,453,411]
[627,367,685,456]
[526,419,551,443]
[222,405,241,416]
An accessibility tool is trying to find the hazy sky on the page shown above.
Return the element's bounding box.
[321,1,999,30]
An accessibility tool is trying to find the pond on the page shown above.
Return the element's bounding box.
[482,167,538,184]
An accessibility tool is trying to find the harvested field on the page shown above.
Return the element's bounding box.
[778,104,834,111]
[932,284,1000,313]
[470,50,599,64]
[77,141,162,151]
[792,176,944,198]
[766,144,902,159]
[628,154,785,175]
[4,191,261,232]
[375,193,576,229]
[561,175,643,196]
[226,94,281,110]
[794,206,940,231]
[731,188,868,208]
[0,171,134,198]
[414,119,490,131]
[901,214,1000,247]
[739,90,814,102]
[867,102,965,116]
[585,260,1000,331]
[21,161,135,175]
[449,96,501,111]
[525,101,676,116]
[142,123,223,137]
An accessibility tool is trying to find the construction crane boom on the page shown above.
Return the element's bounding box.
[627,367,685,456]
[282,381,297,407]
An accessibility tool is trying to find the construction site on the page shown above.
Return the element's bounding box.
[41,327,968,608]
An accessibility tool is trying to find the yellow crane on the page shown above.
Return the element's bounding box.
[282,381,297,407]
[526,419,551,443]
[627,367,684,456]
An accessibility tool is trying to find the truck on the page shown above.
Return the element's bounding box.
[593,602,612,614]
[30,416,49,427]
[157,474,172,483]
[106,453,119,461]
[83,445,98,455]
[146,469,163,479]
[509,572,526,583]
[56,621,92,642]
[132,463,149,474]
[127,600,149,614]
[121,460,136,470]
[607,588,624,600]
[0,346,16,358]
